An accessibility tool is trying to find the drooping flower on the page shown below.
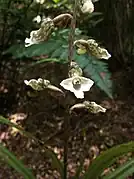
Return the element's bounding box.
[70,100,106,114]
[24,78,64,95]
[25,17,54,47]
[24,78,50,91]
[60,76,94,99]
[83,101,106,113]
[74,39,111,60]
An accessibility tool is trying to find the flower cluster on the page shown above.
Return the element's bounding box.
[24,8,109,114]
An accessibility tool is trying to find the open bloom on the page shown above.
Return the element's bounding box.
[81,0,94,13]
[33,15,42,24]
[60,76,94,99]
[35,0,45,4]
[25,31,39,47]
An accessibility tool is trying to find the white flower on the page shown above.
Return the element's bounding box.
[33,15,42,23]
[60,76,94,99]
[81,0,94,13]
[25,31,39,47]
[35,0,45,4]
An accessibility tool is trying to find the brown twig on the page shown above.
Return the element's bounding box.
[68,0,78,67]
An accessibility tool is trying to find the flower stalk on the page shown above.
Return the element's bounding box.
[68,0,78,67]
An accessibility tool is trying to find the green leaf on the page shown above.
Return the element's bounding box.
[4,30,68,60]
[74,158,85,179]
[52,0,60,3]
[0,116,64,178]
[103,159,134,179]
[0,116,39,143]
[75,53,113,98]
[45,148,64,178]
[83,142,134,179]
[0,143,35,179]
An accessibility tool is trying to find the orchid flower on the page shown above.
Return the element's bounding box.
[81,0,94,13]
[60,76,94,99]
[24,78,64,95]
[70,101,106,114]
[60,62,94,98]
[25,17,54,47]
[35,0,45,4]
[87,39,111,60]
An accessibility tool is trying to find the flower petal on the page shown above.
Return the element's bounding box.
[83,101,107,113]
[33,15,42,23]
[60,78,74,92]
[99,48,111,59]
[80,77,94,91]
[60,77,85,98]
[81,0,94,13]
[73,89,84,99]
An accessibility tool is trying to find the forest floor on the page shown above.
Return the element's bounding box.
[0,61,134,179]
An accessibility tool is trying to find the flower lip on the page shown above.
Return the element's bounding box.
[72,77,81,90]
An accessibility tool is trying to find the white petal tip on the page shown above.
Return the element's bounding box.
[24,80,29,85]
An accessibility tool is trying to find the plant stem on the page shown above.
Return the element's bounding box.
[63,1,78,178]
[68,0,78,67]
